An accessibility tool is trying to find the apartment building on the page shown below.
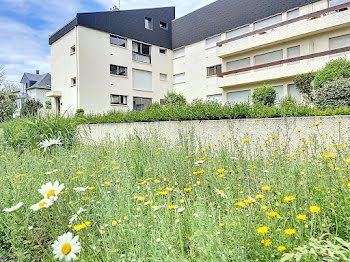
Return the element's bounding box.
[49,0,350,115]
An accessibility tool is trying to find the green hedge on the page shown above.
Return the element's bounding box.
[77,99,350,124]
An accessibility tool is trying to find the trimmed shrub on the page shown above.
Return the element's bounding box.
[313,58,350,89]
[252,86,276,106]
[313,77,350,108]
[20,99,43,117]
[161,92,187,106]
[294,72,316,101]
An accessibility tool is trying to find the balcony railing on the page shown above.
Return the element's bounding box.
[216,2,350,47]
[217,46,350,77]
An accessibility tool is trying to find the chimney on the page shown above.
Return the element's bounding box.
[36,70,40,75]
[110,5,119,11]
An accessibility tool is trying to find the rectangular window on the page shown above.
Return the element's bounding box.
[329,34,350,50]
[111,95,128,105]
[287,9,299,20]
[227,57,251,71]
[71,77,76,87]
[133,69,152,91]
[329,0,350,7]
[226,25,250,39]
[207,94,222,103]
[160,73,167,81]
[70,45,76,55]
[160,21,168,29]
[159,48,167,54]
[206,35,222,49]
[287,46,300,59]
[133,97,152,111]
[254,50,283,66]
[174,47,185,59]
[132,41,151,64]
[110,64,127,76]
[253,14,283,30]
[110,35,127,47]
[173,73,185,84]
[145,17,153,30]
[227,90,251,104]
[207,65,222,76]
[274,85,284,101]
[287,84,302,102]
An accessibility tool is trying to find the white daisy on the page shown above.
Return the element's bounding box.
[38,137,62,152]
[69,207,86,224]
[3,202,24,212]
[194,160,205,165]
[214,187,228,199]
[38,181,65,201]
[73,187,89,192]
[177,207,186,213]
[52,232,81,261]
[193,212,201,219]
[30,199,54,211]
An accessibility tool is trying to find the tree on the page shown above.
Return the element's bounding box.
[252,85,277,106]
[0,92,16,122]
[20,99,43,117]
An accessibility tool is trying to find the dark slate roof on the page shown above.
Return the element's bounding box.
[49,7,175,49]
[20,73,51,90]
[172,0,318,49]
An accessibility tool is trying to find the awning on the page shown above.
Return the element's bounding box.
[46,91,62,98]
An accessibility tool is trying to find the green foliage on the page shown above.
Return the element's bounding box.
[313,77,350,109]
[252,85,277,106]
[313,58,350,89]
[20,99,43,117]
[161,92,187,106]
[281,234,350,262]
[0,92,16,122]
[294,72,316,101]
[45,100,52,109]
[1,115,78,149]
[75,108,85,117]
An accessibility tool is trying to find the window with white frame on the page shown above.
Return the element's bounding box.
[207,64,222,76]
[159,48,167,54]
[329,34,350,50]
[71,77,76,87]
[111,95,128,105]
[226,25,250,39]
[110,35,127,47]
[160,73,167,81]
[287,84,302,102]
[329,0,350,7]
[174,48,185,59]
[253,14,283,30]
[145,17,153,30]
[227,90,251,104]
[205,35,221,49]
[287,46,300,59]
[110,64,127,76]
[133,69,152,91]
[132,41,151,64]
[70,45,76,55]
[274,85,284,101]
[207,94,222,103]
[133,97,152,111]
[254,49,283,66]
[160,21,168,29]
[227,57,251,71]
[173,73,185,84]
[287,9,299,20]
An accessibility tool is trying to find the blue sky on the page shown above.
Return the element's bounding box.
[0,0,215,83]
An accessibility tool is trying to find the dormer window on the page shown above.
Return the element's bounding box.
[145,17,153,30]
[160,21,168,30]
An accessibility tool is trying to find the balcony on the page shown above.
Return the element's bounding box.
[216,3,350,58]
[217,46,350,88]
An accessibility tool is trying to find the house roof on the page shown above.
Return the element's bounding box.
[172,0,318,49]
[20,73,51,90]
[49,7,175,49]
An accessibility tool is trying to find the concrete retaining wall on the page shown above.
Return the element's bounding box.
[79,116,350,151]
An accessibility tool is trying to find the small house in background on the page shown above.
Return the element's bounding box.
[15,70,51,116]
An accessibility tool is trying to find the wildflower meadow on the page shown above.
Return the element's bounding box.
[1,119,350,261]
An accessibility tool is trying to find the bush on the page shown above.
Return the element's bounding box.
[314,58,350,89]
[161,92,187,106]
[1,115,78,149]
[75,108,85,117]
[252,85,276,106]
[294,72,316,101]
[0,93,16,122]
[20,99,43,117]
[45,100,52,109]
[313,77,350,109]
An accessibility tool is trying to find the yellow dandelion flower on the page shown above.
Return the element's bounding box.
[73,221,91,231]
[296,214,307,221]
[278,246,286,252]
[261,239,272,247]
[283,196,296,202]
[284,228,296,235]
[324,153,336,159]
[217,169,225,174]
[256,194,264,199]
[310,206,321,213]
[261,185,271,191]
[184,187,193,192]
[257,226,269,236]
